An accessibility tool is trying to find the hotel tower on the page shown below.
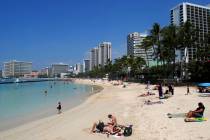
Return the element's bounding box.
[171,2,210,62]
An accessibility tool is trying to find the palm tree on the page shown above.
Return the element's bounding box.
[178,21,197,80]
[161,25,179,78]
[138,36,153,67]
[178,21,197,62]
[150,23,161,65]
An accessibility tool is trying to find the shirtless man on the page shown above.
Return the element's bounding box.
[106,114,117,133]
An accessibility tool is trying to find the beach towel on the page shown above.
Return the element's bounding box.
[184,117,207,122]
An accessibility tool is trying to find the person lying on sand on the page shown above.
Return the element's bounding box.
[144,100,163,105]
[138,92,155,97]
[186,102,205,118]
[91,114,117,134]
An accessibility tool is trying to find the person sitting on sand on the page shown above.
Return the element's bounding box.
[107,114,117,128]
[168,84,174,95]
[186,102,205,118]
[91,114,117,134]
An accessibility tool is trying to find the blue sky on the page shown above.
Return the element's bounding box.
[0,0,209,70]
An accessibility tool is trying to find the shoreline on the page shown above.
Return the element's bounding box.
[0,80,103,132]
[0,79,209,140]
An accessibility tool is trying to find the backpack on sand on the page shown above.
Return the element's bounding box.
[123,126,132,136]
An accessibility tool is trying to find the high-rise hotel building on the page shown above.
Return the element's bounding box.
[51,63,69,77]
[3,60,32,77]
[90,47,99,70]
[127,32,154,63]
[90,42,112,70]
[171,2,210,62]
[98,42,112,67]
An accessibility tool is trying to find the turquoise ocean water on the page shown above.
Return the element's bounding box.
[0,81,93,131]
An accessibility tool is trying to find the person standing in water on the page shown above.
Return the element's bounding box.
[57,102,62,114]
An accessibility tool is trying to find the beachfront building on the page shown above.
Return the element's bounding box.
[90,42,112,70]
[24,71,39,78]
[3,60,32,78]
[51,63,69,77]
[171,2,210,62]
[90,47,99,70]
[40,67,50,77]
[98,42,112,67]
[83,59,90,72]
[127,32,154,65]
[74,63,83,75]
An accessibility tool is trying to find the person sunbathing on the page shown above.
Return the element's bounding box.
[144,100,163,105]
[138,92,155,97]
[186,102,205,118]
[91,114,117,134]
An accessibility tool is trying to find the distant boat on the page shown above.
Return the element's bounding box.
[0,78,15,84]
[14,78,20,83]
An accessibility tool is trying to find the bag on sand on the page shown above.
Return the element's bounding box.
[123,126,132,136]
[96,122,105,132]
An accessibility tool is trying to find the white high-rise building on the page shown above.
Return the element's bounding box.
[74,63,83,74]
[90,47,99,70]
[98,42,112,67]
[3,60,32,77]
[127,32,154,64]
[171,2,210,62]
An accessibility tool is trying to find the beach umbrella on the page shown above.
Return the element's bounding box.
[197,83,210,87]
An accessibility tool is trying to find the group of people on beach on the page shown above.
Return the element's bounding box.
[156,83,206,120]
[91,114,117,134]
[157,83,174,99]
[157,83,205,118]
[90,114,132,137]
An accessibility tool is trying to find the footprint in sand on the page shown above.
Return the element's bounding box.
[55,137,66,140]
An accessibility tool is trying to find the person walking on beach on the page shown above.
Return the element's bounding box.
[186,84,190,95]
[158,83,163,99]
[146,81,151,94]
[57,102,62,114]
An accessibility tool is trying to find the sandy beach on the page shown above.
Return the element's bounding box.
[0,79,209,140]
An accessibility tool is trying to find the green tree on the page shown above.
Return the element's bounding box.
[161,25,179,78]
[150,23,161,65]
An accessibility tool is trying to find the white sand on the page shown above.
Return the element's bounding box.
[0,79,209,140]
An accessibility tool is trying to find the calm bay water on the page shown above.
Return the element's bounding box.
[0,81,93,131]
